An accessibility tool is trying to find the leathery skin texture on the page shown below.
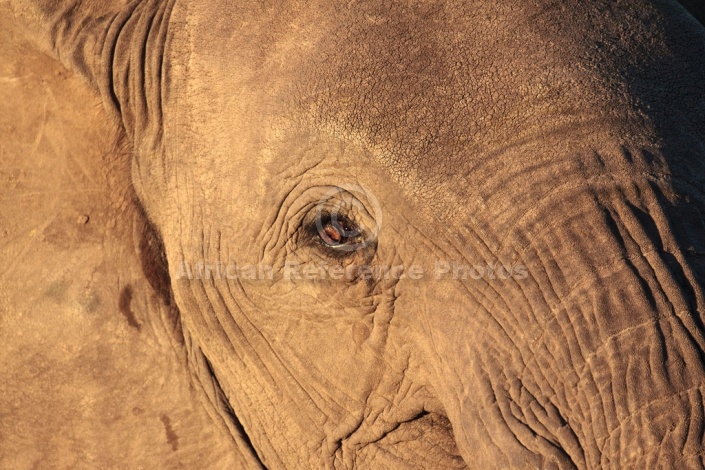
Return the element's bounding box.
[2,0,705,468]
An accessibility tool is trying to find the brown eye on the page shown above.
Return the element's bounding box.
[315,213,361,248]
[320,223,344,245]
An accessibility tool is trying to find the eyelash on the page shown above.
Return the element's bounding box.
[304,210,363,251]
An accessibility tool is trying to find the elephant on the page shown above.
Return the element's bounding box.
[2,0,705,468]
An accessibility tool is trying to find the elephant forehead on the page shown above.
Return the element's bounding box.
[193,0,604,147]
[181,0,677,216]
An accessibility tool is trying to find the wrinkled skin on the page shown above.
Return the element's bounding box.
[3,0,705,468]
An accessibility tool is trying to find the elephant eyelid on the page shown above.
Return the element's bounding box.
[303,210,365,254]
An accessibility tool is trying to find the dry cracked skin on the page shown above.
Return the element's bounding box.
[1,1,705,469]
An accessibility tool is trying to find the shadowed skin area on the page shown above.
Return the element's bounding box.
[5,0,705,468]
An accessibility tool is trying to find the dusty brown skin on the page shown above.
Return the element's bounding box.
[2,0,705,468]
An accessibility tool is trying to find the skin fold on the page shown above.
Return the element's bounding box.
[2,0,705,468]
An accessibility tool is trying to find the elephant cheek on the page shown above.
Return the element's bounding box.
[408,185,705,468]
[397,283,581,468]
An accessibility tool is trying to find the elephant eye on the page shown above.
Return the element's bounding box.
[320,223,344,245]
[314,212,363,248]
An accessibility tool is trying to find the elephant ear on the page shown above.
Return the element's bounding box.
[2,2,264,468]
[11,0,172,150]
[677,0,705,26]
[0,7,237,467]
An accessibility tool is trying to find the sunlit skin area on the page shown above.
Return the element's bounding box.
[2,1,705,468]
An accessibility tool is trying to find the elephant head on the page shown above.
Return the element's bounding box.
[20,0,705,467]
